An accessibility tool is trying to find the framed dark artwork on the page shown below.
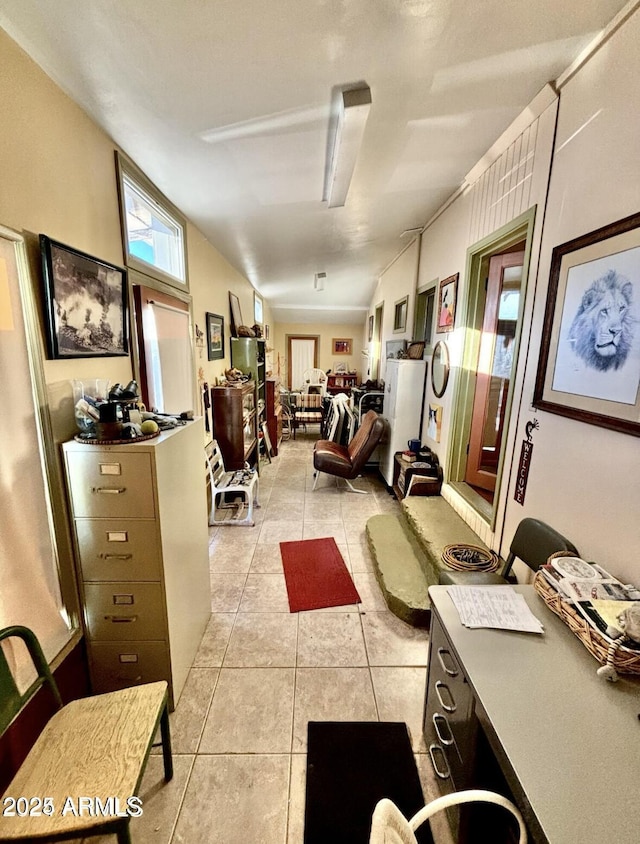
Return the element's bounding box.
[40,234,129,359]
[333,338,352,354]
[206,312,225,360]
[368,315,374,342]
[533,212,640,437]
[229,291,243,337]
[436,273,458,333]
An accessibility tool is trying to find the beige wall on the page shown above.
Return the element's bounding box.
[367,10,640,580]
[0,27,261,443]
[509,10,640,581]
[0,25,262,637]
[188,223,272,387]
[273,321,367,388]
[368,238,420,384]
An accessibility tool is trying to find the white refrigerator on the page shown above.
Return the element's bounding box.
[379,359,427,485]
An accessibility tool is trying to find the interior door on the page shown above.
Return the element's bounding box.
[465,250,524,494]
[288,335,318,390]
[372,303,384,382]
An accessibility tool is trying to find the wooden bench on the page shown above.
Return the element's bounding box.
[0,625,172,843]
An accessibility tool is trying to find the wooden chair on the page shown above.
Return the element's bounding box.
[0,625,172,844]
[206,439,260,526]
[293,392,325,439]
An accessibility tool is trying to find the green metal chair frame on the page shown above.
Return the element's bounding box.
[0,625,172,844]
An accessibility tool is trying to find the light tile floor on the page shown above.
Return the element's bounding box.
[88,432,453,844]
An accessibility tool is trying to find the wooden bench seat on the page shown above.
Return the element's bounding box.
[0,626,172,844]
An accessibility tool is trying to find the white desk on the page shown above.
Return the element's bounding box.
[425,585,640,843]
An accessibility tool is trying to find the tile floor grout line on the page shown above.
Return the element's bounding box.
[167,751,197,844]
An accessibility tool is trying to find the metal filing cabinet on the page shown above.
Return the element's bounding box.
[62,420,211,710]
[423,611,478,840]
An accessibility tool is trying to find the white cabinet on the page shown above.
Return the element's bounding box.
[62,421,211,710]
[379,359,427,485]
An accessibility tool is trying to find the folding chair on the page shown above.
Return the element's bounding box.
[206,440,260,526]
[0,625,172,844]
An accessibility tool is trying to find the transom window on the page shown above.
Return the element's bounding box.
[116,153,188,291]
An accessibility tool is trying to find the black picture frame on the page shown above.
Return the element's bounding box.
[40,234,129,359]
[206,312,225,360]
[533,212,640,437]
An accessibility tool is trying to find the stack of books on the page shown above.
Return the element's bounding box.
[401,450,416,463]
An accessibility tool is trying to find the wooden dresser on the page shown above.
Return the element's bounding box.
[326,372,358,396]
[62,420,211,710]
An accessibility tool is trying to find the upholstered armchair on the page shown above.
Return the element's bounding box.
[313,410,386,493]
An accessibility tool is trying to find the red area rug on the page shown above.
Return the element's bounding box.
[280,537,361,612]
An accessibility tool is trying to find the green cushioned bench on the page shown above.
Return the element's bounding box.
[366,496,489,627]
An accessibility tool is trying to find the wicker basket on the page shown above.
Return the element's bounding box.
[442,544,500,573]
[533,568,640,676]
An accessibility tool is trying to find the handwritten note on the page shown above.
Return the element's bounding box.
[448,586,544,634]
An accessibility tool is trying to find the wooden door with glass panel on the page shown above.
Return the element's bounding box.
[465,249,524,494]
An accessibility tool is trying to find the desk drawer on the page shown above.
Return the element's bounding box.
[84,582,165,640]
[75,520,161,581]
[90,640,170,692]
[65,451,155,518]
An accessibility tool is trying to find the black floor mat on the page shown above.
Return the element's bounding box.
[304,721,434,844]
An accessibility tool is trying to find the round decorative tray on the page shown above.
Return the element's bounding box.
[74,431,161,445]
[442,543,500,572]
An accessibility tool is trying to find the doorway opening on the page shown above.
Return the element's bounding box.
[449,208,535,523]
[413,281,437,351]
[371,303,384,382]
[287,335,319,390]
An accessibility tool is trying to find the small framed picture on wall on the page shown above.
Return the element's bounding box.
[206,312,225,360]
[436,273,458,333]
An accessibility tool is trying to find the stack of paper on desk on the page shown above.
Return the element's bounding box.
[448,586,544,634]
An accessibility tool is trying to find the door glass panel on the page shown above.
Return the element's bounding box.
[479,284,520,472]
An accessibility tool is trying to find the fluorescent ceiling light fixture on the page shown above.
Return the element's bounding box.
[314,272,326,291]
[325,86,372,208]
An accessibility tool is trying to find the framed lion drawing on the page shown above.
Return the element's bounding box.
[534,212,640,437]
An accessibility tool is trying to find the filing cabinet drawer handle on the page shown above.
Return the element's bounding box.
[101,553,133,561]
[116,674,142,682]
[433,713,454,746]
[428,743,451,780]
[93,487,127,494]
[435,680,456,713]
[437,647,459,677]
[103,615,138,623]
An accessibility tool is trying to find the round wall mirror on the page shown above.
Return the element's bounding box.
[431,340,450,398]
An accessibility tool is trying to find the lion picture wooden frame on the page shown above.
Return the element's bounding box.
[533,212,640,437]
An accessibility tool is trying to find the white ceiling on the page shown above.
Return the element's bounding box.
[0,0,628,324]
